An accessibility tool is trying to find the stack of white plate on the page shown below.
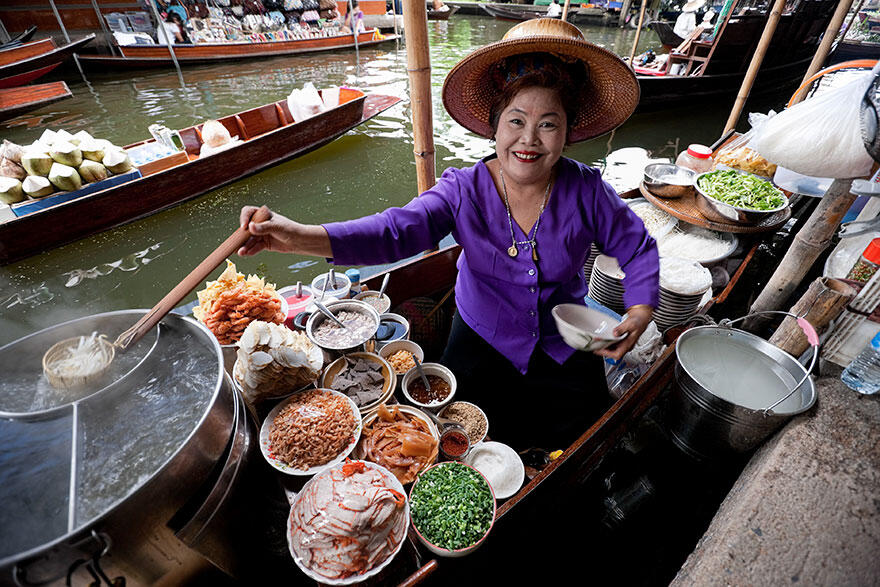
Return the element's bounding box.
[588,254,626,315]
[583,244,600,284]
[654,257,712,330]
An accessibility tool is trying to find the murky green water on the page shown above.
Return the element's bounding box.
[0,16,791,345]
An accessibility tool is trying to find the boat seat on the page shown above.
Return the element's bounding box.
[236,103,287,139]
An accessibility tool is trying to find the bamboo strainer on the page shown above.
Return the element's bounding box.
[42,206,272,389]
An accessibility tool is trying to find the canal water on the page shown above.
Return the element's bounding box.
[0,15,791,346]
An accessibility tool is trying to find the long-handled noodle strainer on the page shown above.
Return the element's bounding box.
[42,206,272,389]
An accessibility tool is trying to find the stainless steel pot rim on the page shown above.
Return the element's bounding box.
[304,299,381,351]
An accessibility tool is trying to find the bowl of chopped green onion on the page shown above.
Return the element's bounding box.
[409,461,496,557]
[695,169,788,225]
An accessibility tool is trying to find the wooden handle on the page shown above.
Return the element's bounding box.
[115,206,272,349]
[397,560,438,587]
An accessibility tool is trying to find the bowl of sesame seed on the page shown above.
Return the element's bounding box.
[440,401,488,445]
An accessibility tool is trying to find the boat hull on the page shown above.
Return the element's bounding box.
[0,36,93,88]
[0,93,401,265]
[76,32,398,69]
[0,81,71,120]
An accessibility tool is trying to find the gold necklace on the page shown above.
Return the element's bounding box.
[499,167,552,262]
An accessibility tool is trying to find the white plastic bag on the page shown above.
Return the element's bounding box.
[751,72,874,179]
[286,82,326,123]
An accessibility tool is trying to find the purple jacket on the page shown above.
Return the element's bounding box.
[324,157,659,373]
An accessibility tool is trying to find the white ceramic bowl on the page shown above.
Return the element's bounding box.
[552,303,627,352]
[287,460,408,584]
[259,388,362,476]
[401,362,457,411]
[409,462,496,558]
[464,441,525,500]
[378,340,425,381]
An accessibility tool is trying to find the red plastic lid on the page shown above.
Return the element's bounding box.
[686,144,712,159]
[863,238,880,265]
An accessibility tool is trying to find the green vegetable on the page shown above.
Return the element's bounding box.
[410,462,494,551]
[698,169,786,211]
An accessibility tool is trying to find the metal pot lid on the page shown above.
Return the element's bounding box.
[0,310,224,565]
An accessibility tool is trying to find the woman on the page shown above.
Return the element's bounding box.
[341,0,365,33]
[239,19,659,450]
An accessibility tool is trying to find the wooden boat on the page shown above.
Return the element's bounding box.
[342,206,759,585]
[828,39,880,65]
[636,0,838,109]
[0,81,71,121]
[648,20,684,48]
[75,30,399,69]
[480,4,565,22]
[0,35,94,89]
[427,5,460,20]
[0,89,401,265]
[0,26,37,50]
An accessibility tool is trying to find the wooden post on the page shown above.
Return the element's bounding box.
[769,277,856,357]
[723,0,786,133]
[562,0,572,21]
[403,0,436,194]
[348,0,360,61]
[148,0,186,88]
[48,0,70,43]
[791,0,855,106]
[628,0,648,65]
[745,178,856,329]
[619,0,633,28]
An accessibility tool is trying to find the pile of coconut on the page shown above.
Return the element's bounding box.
[0,129,133,205]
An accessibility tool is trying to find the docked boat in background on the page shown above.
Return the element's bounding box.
[0,89,401,265]
[0,26,37,50]
[75,30,398,69]
[0,35,94,88]
[0,81,72,121]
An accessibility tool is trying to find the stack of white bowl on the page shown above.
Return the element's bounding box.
[583,244,600,283]
[654,257,712,330]
[588,254,627,315]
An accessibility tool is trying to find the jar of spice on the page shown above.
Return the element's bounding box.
[846,238,880,284]
[439,425,470,461]
[675,144,714,174]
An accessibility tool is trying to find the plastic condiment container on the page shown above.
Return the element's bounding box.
[345,268,361,298]
[439,425,471,461]
[846,238,880,284]
[676,144,713,174]
[310,271,351,302]
[277,284,313,329]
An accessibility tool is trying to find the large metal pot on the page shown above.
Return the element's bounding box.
[0,310,251,586]
[667,314,818,461]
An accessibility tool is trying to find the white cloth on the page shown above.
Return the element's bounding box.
[156,22,180,45]
[673,11,696,39]
[547,2,562,17]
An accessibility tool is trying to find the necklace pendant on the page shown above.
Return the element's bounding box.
[507,245,518,258]
[532,246,539,262]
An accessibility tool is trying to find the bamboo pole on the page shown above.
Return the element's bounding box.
[48,0,70,43]
[562,0,572,21]
[745,178,857,329]
[723,0,786,133]
[791,0,855,106]
[348,0,360,61]
[88,0,118,56]
[402,0,436,194]
[628,0,648,65]
[769,277,856,357]
[148,0,186,88]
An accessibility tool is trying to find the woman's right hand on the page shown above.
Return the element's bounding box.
[238,206,299,256]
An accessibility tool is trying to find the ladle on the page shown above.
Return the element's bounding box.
[313,300,348,330]
[412,354,431,393]
[377,273,390,300]
[42,206,273,389]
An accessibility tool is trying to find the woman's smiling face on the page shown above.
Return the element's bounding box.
[494,85,567,187]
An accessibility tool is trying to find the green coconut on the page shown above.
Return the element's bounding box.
[103,149,133,174]
[21,148,53,176]
[50,140,83,167]
[71,130,93,146]
[0,177,24,204]
[22,175,54,198]
[54,129,75,144]
[48,162,82,192]
[78,138,105,162]
[78,159,108,183]
[38,129,58,146]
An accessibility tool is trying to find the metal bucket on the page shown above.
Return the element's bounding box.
[667,313,818,461]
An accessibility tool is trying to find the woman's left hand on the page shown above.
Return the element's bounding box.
[594,304,654,362]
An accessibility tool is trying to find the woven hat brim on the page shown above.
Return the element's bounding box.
[442,36,640,143]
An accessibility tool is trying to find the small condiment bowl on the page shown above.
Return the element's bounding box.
[552,303,627,352]
[409,462,496,558]
[378,340,424,383]
[320,352,395,415]
[305,299,379,352]
[375,313,410,350]
[643,163,696,199]
[439,424,471,460]
[354,290,392,314]
[401,362,457,411]
[439,401,488,445]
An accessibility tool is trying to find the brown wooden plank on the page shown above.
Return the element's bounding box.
[0,81,71,120]
[0,35,94,88]
[0,39,55,66]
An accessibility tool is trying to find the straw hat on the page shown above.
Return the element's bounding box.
[682,0,706,12]
[442,19,639,143]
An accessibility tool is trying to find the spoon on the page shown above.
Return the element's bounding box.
[313,300,348,330]
[319,272,330,300]
[420,405,459,430]
[377,273,390,299]
[43,206,273,388]
[412,354,431,393]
